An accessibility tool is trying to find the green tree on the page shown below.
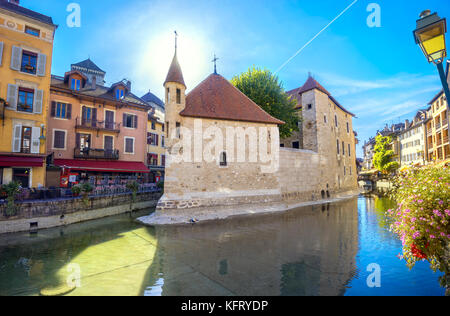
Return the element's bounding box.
[372,134,399,173]
[231,67,299,138]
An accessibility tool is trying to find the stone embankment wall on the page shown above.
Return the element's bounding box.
[0,192,162,234]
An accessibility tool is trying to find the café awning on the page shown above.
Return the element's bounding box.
[54,159,150,173]
[0,155,44,167]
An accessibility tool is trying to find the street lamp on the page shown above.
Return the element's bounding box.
[414,10,450,100]
[414,10,450,157]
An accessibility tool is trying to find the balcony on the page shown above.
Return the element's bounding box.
[444,136,449,145]
[427,129,432,136]
[75,117,121,133]
[74,148,120,160]
[436,122,441,131]
[443,119,448,127]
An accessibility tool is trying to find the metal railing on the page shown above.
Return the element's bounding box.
[75,117,121,132]
[74,148,120,160]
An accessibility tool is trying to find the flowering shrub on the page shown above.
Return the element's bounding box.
[387,165,450,287]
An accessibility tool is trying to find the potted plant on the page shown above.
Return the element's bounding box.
[71,184,81,197]
[80,183,93,207]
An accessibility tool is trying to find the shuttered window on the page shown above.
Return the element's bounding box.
[0,42,3,66]
[148,133,158,146]
[51,102,72,119]
[17,88,34,113]
[53,130,66,149]
[125,137,134,153]
[123,114,137,128]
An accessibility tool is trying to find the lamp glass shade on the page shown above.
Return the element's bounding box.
[415,19,447,63]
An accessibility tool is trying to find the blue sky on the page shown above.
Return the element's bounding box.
[22,0,450,157]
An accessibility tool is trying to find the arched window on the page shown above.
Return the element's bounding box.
[220,152,227,166]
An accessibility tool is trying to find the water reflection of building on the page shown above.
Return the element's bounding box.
[150,198,359,296]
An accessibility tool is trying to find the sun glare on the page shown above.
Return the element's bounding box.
[134,31,211,97]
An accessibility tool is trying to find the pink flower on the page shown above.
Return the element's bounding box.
[430,235,436,239]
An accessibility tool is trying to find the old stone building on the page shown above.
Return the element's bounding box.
[156,47,358,214]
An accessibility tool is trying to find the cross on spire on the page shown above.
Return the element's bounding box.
[174,30,178,54]
[212,54,219,74]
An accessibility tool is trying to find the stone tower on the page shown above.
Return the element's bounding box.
[163,48,186,149]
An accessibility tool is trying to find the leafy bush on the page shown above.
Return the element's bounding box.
[388,165,450,287]
[126,181,140,203]
[71,185,82,196]
[80,182,93,193]
[1,181,22,216]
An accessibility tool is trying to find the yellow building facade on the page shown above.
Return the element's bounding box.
[426,91,449,162]
[146,111,165,182]
[0,1,56,188]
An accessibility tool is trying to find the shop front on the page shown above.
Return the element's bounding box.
[0,155,45,188]
[54,159,150,188]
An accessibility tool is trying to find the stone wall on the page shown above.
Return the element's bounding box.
[0,192,162,234]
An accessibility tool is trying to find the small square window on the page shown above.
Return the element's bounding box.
[25,26,40,37]
[307,104,312,110]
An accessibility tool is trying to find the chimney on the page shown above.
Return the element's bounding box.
[9,0,20,5]
[126,80,131,92]
[405,119,409,129]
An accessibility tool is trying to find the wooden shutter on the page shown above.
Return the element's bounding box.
[51,101,56,117]
[7,84,18,110]
[147,133,151,145]
[67,104,72,119]
[54,131,65,149]
[134,115,138,129]
[105,136,113,151]
[34,89,43,114]
[10,46,22,71]
[82,106,87,124]
[0,42,3,66]
[12,125,22,153]
[36,53,46,76]
[76,133,81,148]
[126,138,133,153]
[92,108,97,127]
[156,134,159,146]
[31,127,41,154]
[123,113,127,127]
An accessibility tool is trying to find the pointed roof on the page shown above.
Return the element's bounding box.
[164,53,185,87]
[180,73,284,125]
[142,91,164,108]
[71,58,105,74]
[287,75,355,117]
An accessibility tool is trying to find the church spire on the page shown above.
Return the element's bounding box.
[164,31,186,88]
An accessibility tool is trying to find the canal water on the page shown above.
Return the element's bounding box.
[0,196,445,296]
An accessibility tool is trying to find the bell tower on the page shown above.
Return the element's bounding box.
[164,31,186,148]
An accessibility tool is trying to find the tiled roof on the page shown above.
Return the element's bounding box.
[428,89,444,105]
[71,58,106,74]
[142,91,164,108]
[288,76,355,117]
[0,0,55,26]
[51,76,150,108]
[164,53,185,87]
[180,73,284,125]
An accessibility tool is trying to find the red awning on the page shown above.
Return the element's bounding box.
[0,156,44,167]
[54,159,150,173]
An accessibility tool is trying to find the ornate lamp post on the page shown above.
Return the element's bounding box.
[414,10,450,160]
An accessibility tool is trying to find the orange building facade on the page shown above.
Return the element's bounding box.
[46,59,150,187]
